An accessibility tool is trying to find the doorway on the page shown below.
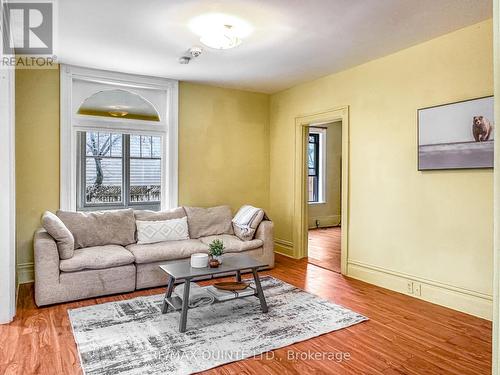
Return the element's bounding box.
[292,106,349,274]
[306,123,342,272]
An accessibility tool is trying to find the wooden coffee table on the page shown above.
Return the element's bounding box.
[159,255,269,332]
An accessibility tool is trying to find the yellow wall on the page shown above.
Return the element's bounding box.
[178,83,269,211]
[16,68,60,271]
[15,20,493,318]
[269,20,493,316]
[308,122,342,228]
[15,77,270,275]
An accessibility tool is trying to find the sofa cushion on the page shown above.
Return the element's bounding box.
[134,207,186,221]
[184,205,233,239]
[41,211,74,259]
[126,239,209,264]
[199,234,263,253]
[136,217,189,244]
[57,209,136,249]
[59,245,135,272]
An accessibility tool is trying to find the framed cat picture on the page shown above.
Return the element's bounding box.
[418,95,494,170]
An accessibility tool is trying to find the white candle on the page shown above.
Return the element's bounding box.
[190,253,209,268]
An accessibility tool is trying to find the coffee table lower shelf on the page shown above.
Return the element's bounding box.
[163,289,258,312]
[159,257,269,333]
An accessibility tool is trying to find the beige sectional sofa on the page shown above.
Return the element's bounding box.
[34,206,274,306]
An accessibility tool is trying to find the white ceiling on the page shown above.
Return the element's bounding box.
[57,0,492,93]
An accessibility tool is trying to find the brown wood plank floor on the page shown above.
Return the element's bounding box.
[0,254,492,374]
[308,227,341,273]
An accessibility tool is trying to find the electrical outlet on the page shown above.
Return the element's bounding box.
[406,281,413,294]
[414,283,421,296]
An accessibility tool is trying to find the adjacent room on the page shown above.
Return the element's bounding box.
[307,122,343,273]
[1,1,499,374]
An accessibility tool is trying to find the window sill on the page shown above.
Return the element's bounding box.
[77,203,161,212]
[308,201,326,205]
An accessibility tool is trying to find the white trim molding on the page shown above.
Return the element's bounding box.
[347,260,492,320]
[0,10,16,323]
[60,65,179,211]
[293,106,349,274]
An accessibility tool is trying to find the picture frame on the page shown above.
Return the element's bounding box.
[417,95,494,171]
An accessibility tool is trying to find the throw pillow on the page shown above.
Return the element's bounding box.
[41,211,75,259]
[57,209,136,249]
[136,217,189,244]
[184,205,234,239]
[134,207,186,221]
[232,205,265,241]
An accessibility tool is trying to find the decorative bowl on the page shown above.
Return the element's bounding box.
[213,282,250,291]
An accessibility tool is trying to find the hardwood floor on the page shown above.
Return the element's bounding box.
[308,226,341,273]
[0,254,492,374]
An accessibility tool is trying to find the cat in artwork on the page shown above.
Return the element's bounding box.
[472,116,493,142]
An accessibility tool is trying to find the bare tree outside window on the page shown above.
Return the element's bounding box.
[85,132,123,204]
[87,133,120,185]
[80,131,161,208]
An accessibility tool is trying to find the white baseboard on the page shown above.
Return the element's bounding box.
[274,238,294,257]
[347,260,492,320]
[17,262,34,284]
[308,215,341,229]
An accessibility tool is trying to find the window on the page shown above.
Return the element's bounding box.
[129,135,162,204]
[308,133,320,202]
[77,89,161,122]
[308,128,326,203]
[60,65,178,211]
[78,132,161,210]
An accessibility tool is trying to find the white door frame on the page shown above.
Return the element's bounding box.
[0,0,16,324]
[293,106,349,274]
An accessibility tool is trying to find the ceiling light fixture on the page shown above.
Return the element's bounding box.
[200,24,241,50]
[189,13,252,50]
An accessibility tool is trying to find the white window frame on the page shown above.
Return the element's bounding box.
[0,44,16,324]
[60,64,178,211]
[0,0,16,324]
[308,127,327,204]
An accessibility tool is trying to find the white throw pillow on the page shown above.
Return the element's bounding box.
[232,205,265,241]
[136,217,189,244]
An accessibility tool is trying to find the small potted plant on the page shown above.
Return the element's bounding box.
[208,239,225,266]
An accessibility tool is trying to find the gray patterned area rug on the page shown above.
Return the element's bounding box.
[68,276,367,375]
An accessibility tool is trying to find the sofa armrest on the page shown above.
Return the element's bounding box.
[255,220,275,268]
[34,229,61,304]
